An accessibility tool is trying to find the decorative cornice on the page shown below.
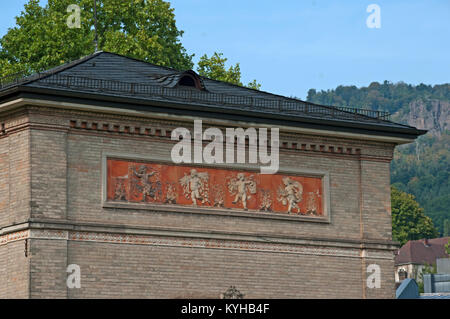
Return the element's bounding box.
[0,229,30,245]
[0,98,419,144]
[0,219,398,258]
[0,227,394,260]
[0,105,395,161]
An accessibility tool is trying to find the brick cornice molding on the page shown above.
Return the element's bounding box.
[0,226,396,260]
[0,219,399,253]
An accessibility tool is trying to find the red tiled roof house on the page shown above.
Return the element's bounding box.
[394,237,450,283]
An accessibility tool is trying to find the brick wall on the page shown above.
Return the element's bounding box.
[361,160,393,240]
[0,128,31,227]
[66,241,365,299]
[0,106,399,298]
[30,129,68,220]
[0,113,31,299]
[0,241,29,298]
[0,136,9,228]
[64,132,365,239]
[29,238,67,299]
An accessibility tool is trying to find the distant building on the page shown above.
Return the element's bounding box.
[423,273,450,296]
[394,237,450,284]
[437,258,450,274]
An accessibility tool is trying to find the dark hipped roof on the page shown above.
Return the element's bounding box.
[0,51,426,139]
[395,237,450,266]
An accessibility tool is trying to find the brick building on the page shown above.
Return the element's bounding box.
[0,52,425,298]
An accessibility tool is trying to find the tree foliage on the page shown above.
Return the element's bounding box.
[391,132,450,235]
[444,219,450,237]
[0,1,261,90]
[0,0,194,76]
[306,81,449,114]
[197,52,261,90]
[418,263,437,293]
[391,186,438,246]
[308,82,449,236]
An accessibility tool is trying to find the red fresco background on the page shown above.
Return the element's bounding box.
[107,158,323,216]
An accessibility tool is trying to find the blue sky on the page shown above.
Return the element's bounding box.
[1,0,449,99]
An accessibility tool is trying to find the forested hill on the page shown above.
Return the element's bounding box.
[307,82,450,236]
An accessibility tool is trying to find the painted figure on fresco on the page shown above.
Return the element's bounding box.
[259,189,272,212]
[131,165,162,202]
[212,184,225,208]
[113,178,127,201]
[306,190,320,215]
[164,182,178,204]
[277,177,303,214]
[179,169,210,206]
[228,173,256,210]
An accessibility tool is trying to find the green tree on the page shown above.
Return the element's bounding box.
[1,1,261,89]
[246,79,262,90]
[197,52,261,90]
[391,186,438,246]
[418,263,437,293]
[0,0,194,76]
[444,219,450,237]
[391,132,450,235]
[306,82,449,235]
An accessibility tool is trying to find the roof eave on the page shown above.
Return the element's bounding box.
[0,86,426,143]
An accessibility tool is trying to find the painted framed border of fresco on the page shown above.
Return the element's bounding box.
[101,153,331,223]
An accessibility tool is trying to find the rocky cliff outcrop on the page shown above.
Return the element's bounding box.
[394,99,449,138]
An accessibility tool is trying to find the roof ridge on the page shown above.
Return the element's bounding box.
[38,51,104,77]
[99,51,185,73]
[99,51,300,103]
[1,50,394,122]
[112,53,396,121]
[0,51,104,88]
[3,51,423,126]
[99,52,329,108]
